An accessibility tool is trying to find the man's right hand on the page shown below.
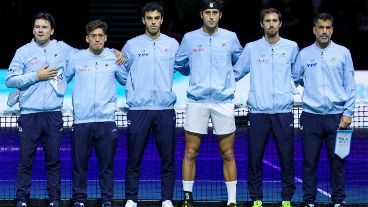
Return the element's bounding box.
[37,64,58,80]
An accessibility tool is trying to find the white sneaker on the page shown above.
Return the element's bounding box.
[162,200,174,207]
[125,200,137,207]
[16,201,27,207]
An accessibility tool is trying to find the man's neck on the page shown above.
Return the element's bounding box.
[146,31,160,40]
[316,41,331,49]
[36,39,50,47]
[203,26,218,35]
[265,34,280,45]
[89,48,103,55]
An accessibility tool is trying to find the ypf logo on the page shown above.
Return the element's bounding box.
[138,51,149,57]
[307,63,317,68]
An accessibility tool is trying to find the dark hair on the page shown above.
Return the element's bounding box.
[314,13,334,26]
[259,8,282,23]
[141,2,164,17]
[201,0,224,11]
[86,19,108,35]
[33,12,56,29]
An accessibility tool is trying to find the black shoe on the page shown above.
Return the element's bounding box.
[182,200,193,207]
[15,201,27,207]
[74,202,85,207]
[102,201,112,207]
[228,203,238,207]
[49,200,60,207]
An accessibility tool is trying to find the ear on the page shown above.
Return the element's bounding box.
[85,35,89,43]
[142,17,145,25]
[50,29,55,36]
[104,35,107,42]
[200,11,203,19]
[260,21,264,28]
[160,17,164,24]
[219,12,222,19]
[313,26,317,36]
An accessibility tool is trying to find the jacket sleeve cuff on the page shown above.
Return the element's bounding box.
[343,110,354,117]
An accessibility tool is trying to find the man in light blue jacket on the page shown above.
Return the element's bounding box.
[175,1,243,206]
[233,8,299,207]
[6,12,124,207]
[5,12,76,207]
[64,20,127,207]
[121,2,178,207]
[293,13,355,207]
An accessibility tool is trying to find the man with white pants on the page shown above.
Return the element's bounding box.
[175,0,243,206]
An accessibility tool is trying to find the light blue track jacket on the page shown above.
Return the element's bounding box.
[122,34,179,110]
[292,41,356,117]
[5,39,74,114]
[233,37,299,113]
[174,28,243,103]
[65,49,127,124]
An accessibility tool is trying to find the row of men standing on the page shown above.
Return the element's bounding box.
[5,0,355,207]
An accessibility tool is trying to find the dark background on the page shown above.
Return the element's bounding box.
[0,0,367,70]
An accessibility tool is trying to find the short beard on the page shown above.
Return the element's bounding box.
[266,31,277,38]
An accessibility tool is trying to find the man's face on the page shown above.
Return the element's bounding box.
[313,19,333,46]
[201,9,222,31]
[33,19,54,45]
[86,28,106,53]
[142,10,163,37]
[261,12,281,38]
